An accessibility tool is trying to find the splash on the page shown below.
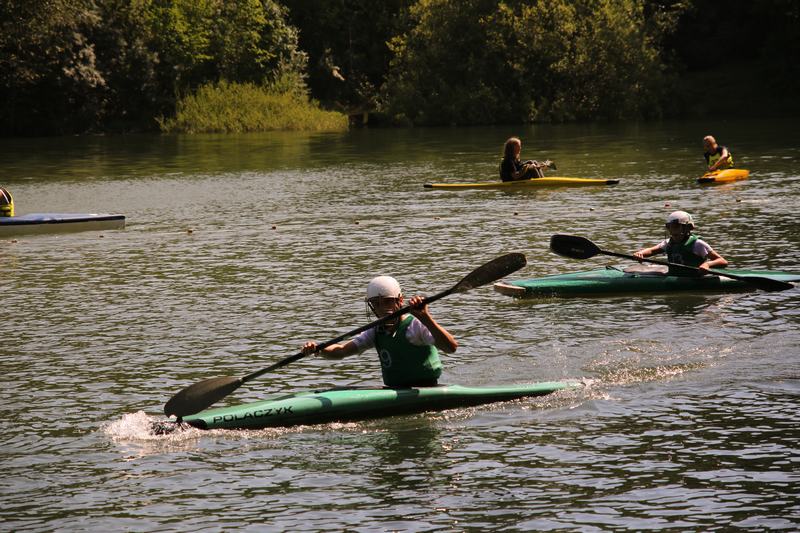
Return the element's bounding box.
[588,361,706,386]
[103,411,387,444]
[103,411,203,442]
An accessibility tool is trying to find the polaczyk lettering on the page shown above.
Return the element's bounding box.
[212,405,293,424]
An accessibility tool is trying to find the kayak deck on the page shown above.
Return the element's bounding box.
[424,177,619,189]
[168,382,577,431]
[698,169,749,184]
[494,266,800,298]
[0,213,125,237]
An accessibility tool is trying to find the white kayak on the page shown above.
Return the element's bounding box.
[0,213,126,237]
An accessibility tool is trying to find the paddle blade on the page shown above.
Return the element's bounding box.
[164,375,243,418]
[550,234,601,259]
[733,275,794,292]
[452,253,527,293]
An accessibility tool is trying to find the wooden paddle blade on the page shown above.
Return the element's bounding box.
[550,234,600,259]
[452,252,527,292]
[164,375,243,418]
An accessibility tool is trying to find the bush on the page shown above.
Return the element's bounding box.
[159,80,348,133]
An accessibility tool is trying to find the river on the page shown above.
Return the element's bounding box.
[2,119,799,531]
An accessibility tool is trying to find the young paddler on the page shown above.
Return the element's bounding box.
[301,276,458,387]
[634,211,728,276]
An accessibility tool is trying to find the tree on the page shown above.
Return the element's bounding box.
[0,0,106,134]
[0,0,309,135]
[284,0,408,115]
[383,0,676,125]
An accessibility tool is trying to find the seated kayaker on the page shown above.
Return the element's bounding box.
[703,135,734,173]
[633,210,728,276]
[301,276,458,387]
[500,136,555,182]
[0,187,14,217]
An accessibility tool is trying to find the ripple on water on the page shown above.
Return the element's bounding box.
[3,122,800,530]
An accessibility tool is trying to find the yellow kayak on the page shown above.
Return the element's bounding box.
[698,168,749,184]
[423,177,619,189]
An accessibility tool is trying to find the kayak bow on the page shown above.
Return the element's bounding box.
[698,169,749,184]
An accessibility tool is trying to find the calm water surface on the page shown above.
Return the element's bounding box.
[2,119,799,531]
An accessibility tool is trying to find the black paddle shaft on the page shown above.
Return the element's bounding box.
[549,234,794,292]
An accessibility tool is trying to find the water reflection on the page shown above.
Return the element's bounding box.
[366,419,443,489]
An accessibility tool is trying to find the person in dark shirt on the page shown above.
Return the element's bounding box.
[499,137,554,182]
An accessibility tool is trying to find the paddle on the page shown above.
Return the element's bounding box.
[549,234,794,292]
[163,252,528,419]
[698,170,720,184]
[524,159,557,171]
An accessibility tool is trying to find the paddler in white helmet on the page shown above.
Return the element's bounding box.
[634,210,728,276]
[301,275,458,387]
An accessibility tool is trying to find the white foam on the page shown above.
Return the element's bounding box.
[103,411,200,441]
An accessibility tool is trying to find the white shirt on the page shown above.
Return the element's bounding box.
[653,238,713,258]
[350,316,435,353]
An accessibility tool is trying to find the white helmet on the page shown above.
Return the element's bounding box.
[666,210,694,228]
[365,276,402,300]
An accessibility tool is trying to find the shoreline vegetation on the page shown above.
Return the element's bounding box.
[159,81,348,134]
[1,0,797,137]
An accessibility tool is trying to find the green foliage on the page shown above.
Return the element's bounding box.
[141,0,306,91]
[89,0,163,129]
[2,0,799,135]
[384,0,672,125]
[0,0,311,135]
[0,0,106,134]
[159,80,348,133]
[384,0,500,125]
[284,0,408,114]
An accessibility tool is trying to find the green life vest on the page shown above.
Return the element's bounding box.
[375,315,442,387]
[665,234,705,275]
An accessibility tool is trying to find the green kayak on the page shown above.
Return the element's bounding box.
[157,382,577,432]
[494,266,800,298]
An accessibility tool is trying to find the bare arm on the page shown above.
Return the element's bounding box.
[699,248,728,272]
[708,147,730,171]
[634,244,663,260]
[301,339,360,359]
[408,295,458,353]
